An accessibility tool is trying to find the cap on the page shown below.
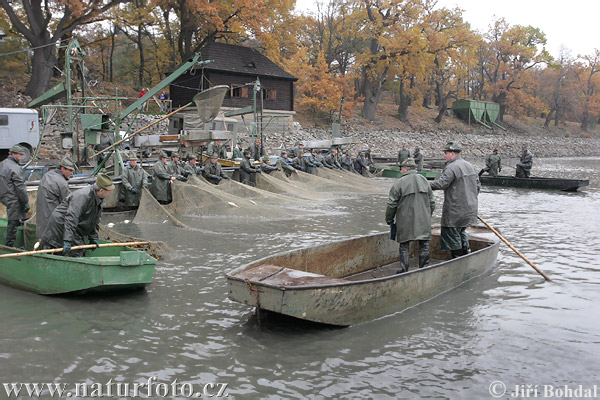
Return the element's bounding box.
[443,142,462,152]
[209,152,219,159]
[243,149,251,155]
[9,144,26,154]
[159,151,168,158]
[189,155,197,160]
[59,157,76,171]
[96,173,115,191]
[171,152,180,158]
[399,157,417,168]
[280,151,288,156]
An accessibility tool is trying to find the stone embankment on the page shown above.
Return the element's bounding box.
[264,127,600,159]
[36,112,600,160]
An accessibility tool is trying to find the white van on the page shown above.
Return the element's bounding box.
[0,108,40,162]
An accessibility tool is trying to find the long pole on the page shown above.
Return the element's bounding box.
[0,241,150,259]
[478,216,552,281]
[90,102,193,159]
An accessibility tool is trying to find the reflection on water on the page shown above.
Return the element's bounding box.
[1,158,599,398]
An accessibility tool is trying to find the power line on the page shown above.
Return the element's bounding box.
[0,38,71,58]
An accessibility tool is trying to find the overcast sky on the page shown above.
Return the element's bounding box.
[295,0,599,59]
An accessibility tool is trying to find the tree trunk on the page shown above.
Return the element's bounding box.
[435,96,447,124]
[361,77,379,121]
[137,25,145,88]
[544,108,555,128]
[25,44,56,98]
[581,107,590,131]
[397,81,410,123]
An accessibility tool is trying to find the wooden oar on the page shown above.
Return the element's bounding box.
[477,216,552,281]
[0,241,150,259]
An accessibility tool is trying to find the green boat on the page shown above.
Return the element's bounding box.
[0,218,157,294]
[381,166,438,180]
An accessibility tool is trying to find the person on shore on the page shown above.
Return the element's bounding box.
[94,131,114,165]
[248,137,264,161]
[207,140,227,160]
[0,145,30,247]
[307,149,324,172]
[121,155,148,207]
[515,144,533,178]
[41,174,114,257]
[325,148,343,169]
[167,152,187,181]
[341,152,358,173]
[397,145,410,166]
[413,147,424,171]
[354,152,370,176]
[292,151,314,172]
[183,155,200,176]
[36,156,76,239]
[277,151,298,177]
[150,151,176,204]
[430,142,480,259]
[240,149,261,186]
[203,153,230,184]
[260,155,281,174]
[231,141,244,160]
[385,157,435,273]
[480,148,502,177]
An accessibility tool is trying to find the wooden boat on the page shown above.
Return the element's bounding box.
[381,166,438,180]
[0,218,157,294]
[479,175,589,192]
[226,226,500,326]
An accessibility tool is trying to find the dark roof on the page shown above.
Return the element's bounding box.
[198,42,297,81]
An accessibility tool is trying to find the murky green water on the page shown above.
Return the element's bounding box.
[1,158,599,399]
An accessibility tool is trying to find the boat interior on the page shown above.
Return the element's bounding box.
[231,227,497,287]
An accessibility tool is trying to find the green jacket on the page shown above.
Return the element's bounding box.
[42,185,103,248]
[231,146,244,160]
[36,168,70,237]
[0,156,28,220]
[484,153,502,176]
[413,150,424,171]
[398,149,410,164]
[385,170,435,243]
[207,142,227,159]
[203,161,227,184]
[430,157,480,227]
[149,161,173,203]
[121,164,149,206]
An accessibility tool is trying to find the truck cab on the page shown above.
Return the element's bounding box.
[0,108,39,162]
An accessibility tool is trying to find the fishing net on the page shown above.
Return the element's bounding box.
[187,85,229,125]
[255,171,336,201]
[313,168,389,193]
[98,224,171,261]
[134,187,200,229]
[165,179,292,219]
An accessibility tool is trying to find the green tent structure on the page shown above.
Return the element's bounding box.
[451,99,506,130]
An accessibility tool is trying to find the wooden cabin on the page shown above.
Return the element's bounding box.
[169,42,298,112]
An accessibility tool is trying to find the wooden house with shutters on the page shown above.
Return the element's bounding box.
[169,42,298,113]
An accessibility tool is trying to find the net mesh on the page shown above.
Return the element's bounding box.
[191,85,229,124]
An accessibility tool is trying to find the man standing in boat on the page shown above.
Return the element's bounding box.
[515,144,533,178]
[397,145,410,166]
[413,147,424,171]
[41,174,115,257]
[36,156,76,239]
[386,158,436,273]
[430,142,480,259]
[120,155,149,207]
[0,145,30,247]
[479,148,502,177]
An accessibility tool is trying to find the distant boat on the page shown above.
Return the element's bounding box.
[226,226,500,326]
[479,175,589,192]
[0,218,157,294]
[381,166,438,180]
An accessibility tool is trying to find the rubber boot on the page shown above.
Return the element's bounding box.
[5,220,20,247]
[451,249,463,259]
[397,242,410,273]
[419,240,430,268]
